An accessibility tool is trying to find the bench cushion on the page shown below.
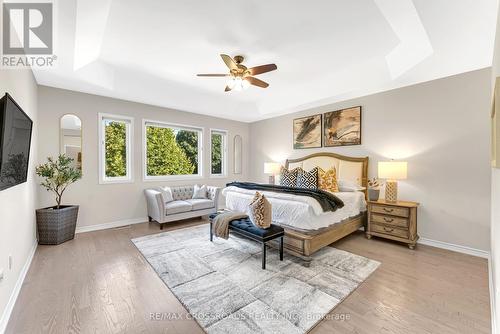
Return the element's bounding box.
[165,200,192,215]
[228,218,284,238]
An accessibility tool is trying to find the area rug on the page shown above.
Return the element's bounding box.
[132,224,380,334]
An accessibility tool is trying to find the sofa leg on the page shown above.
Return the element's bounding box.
[160,223,164,230]
[148,216,152,222]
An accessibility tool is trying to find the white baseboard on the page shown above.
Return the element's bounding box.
[75,217,147,234]
[0,240,37,334]
[418,237,490,259]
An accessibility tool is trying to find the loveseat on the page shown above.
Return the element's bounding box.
[144,185,221,229]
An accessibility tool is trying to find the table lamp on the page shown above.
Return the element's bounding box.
[264,162,281,185]
[378,161,407,202]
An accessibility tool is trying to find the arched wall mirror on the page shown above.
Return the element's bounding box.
[60,114,82,171]
[233,135,242,174]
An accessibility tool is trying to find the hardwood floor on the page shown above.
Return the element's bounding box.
[6,218,491,334]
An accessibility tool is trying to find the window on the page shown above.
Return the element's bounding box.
[98,113,133,184]
[143,120,202,180]
[210,129,227,177]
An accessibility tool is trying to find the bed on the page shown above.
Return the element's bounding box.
[223,152,369,260]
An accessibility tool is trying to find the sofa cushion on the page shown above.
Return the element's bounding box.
[185,199,214,211]
[165,200,192,215]
[156,186,173,203]
[192,184,208,199]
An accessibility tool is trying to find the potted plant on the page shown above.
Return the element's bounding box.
[35,155,82,245]
[367,178,383,201]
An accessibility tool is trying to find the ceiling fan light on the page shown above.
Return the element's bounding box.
[233,77,243,91]
[226,76,236,89]
[242,79,250,90]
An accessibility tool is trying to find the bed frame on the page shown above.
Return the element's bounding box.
[275,152,369,260]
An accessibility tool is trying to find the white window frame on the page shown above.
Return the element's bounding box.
[142,119,203,181]
[209,128,228,178]
[98,113,134,184]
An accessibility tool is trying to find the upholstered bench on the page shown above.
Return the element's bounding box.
[209,213,284,269]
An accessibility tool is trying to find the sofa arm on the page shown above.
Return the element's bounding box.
[144,189,165,223]
[207,186,221,211]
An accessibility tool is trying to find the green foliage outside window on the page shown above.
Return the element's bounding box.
[175,130,199,174]
[146,126,196,176]
[105,121,127,177]
[211,133,222,174]
[103,121,201,177]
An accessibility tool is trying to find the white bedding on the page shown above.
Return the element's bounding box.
[222,186,367,231]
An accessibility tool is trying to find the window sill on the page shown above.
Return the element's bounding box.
[99,178,134,185]
[143,174,204,182]
[209,174,228,179]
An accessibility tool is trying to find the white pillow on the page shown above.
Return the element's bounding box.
[156,186,173,203]
[338,180,366,192]
[192,184,208,199]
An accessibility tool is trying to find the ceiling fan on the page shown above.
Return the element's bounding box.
[197,54,277,92]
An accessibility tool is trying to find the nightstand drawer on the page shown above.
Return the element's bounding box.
[371,214,408,228]
[371,223,409,239]
[371,204,409,217]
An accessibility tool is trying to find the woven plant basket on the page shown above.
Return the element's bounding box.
[36,205,79,245]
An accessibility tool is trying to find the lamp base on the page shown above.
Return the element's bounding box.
[268,175,275,185]
[385,180,398,202]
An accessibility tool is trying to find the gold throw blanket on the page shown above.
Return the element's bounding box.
[213,211,248,239]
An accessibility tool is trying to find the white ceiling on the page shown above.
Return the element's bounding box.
[33,0,499,122]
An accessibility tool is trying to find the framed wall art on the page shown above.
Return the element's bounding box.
[323,106,361,147]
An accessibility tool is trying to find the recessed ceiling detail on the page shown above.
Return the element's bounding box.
[31,0,498,122]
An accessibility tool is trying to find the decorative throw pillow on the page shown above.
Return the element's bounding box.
[279,166,300,187]
[318,167,339,192]
[192,184,208,199]
[156,186,173,203]
[297,167,319,189]
[248,192,272,229]
[338,179,365,192]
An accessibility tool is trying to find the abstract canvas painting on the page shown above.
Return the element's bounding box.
[293,114,322,149]
[324,106,361,147]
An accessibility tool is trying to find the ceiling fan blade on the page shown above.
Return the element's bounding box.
[245,76,269,88]
[248,64,277,76]
[221,54,238,70]
[197,74,228,77]
[224,85,232,92]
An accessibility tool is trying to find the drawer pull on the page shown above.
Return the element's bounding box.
[383,208,394,213]
[383,227,394,233]
[383,217,394,223]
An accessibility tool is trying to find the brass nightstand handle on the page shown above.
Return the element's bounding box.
[383,217,394,223]
[383,227,394,232]
[383,208,394,213]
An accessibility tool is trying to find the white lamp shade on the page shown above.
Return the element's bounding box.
[378,161,407,180]
[264,162,281,174]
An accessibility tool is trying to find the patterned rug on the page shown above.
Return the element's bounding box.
[132,224,380,334]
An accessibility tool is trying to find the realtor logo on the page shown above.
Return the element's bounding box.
[2,2,56,68]
[3,3,53,55]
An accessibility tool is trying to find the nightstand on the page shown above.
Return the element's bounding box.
[366,200,419,249]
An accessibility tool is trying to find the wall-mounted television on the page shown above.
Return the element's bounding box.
[0,93,33,191]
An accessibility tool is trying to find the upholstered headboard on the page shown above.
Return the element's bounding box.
[285,152,369,196]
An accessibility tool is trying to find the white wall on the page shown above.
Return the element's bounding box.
[37,86,250,229]
[250,68,491,251]
[490,3,500,333]
[0,69,38,330]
